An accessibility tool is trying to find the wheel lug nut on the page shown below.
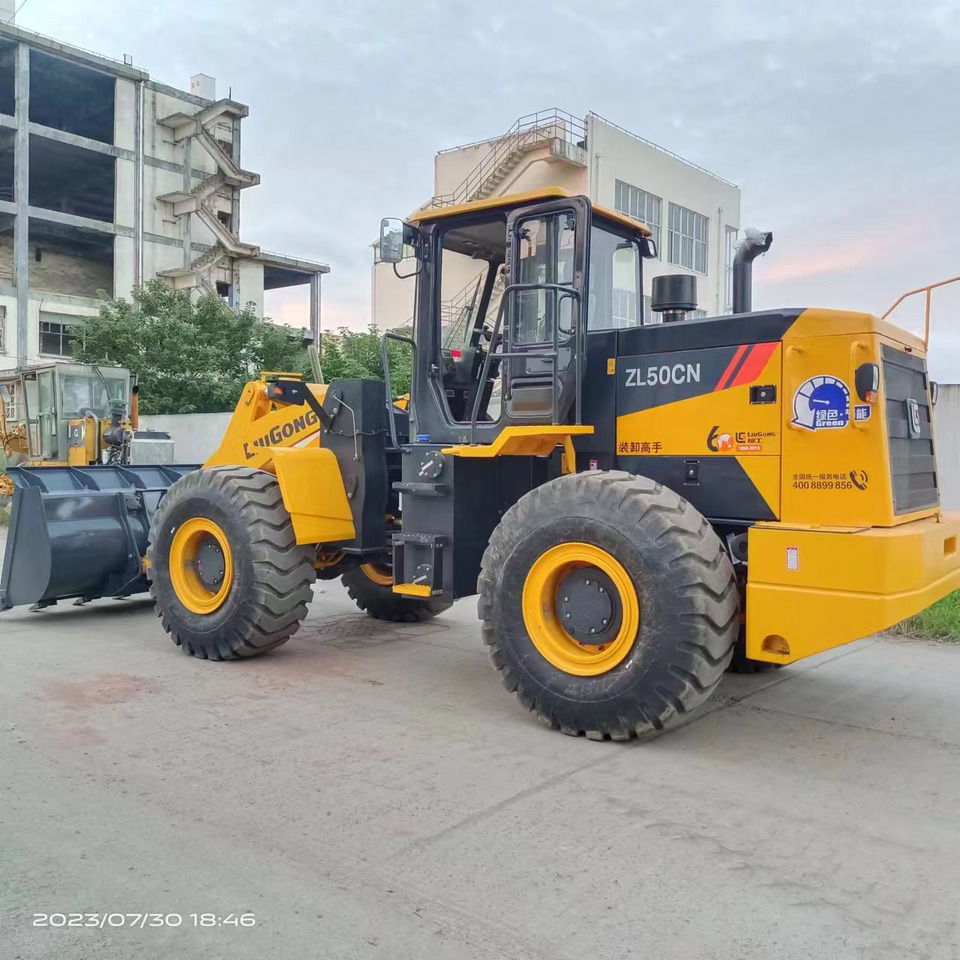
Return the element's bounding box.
[589,628,596,634]
[565,613,571,618]
[602,619,608,625]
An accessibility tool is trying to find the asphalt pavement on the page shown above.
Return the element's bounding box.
[2,528,959,959]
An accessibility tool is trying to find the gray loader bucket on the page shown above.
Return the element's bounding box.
[0,464,199,611]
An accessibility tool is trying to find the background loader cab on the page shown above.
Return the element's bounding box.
[0,362,175,482]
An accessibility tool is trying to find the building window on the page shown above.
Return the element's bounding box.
[668,203,708,274]
[0,305,6,354]
[692,309,708,319]
[724,226,737,313]
[615,181,661,254]
[39,314,78,357]
[642,295,654,325]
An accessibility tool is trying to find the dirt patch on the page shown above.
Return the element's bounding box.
[43,674,161,710]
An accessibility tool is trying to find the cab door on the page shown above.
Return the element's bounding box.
[502,197,589,424]
[36,369,57,460]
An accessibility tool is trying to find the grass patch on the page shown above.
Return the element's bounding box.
[895,590,960,641]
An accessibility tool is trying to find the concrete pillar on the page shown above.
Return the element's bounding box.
[310,273,321,347]
[14,43,28,366]
[182,137,192,269]
[133,79,144,287]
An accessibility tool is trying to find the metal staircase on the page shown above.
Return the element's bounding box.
[156,99,261,294]
[430,109,588,209]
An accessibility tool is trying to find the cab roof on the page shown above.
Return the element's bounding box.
[407,187,653,238]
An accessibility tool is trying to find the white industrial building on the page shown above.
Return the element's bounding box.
[0,20,328,371]
[373,109,740,329]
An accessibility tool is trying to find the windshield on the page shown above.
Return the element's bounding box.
[436,214,507,350]
[441,267,488,350]
[60,374,127,418]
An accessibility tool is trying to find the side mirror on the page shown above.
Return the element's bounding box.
[379,218,406,264]
[640,237,658,260]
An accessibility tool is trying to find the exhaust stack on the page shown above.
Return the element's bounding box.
[732,229,773,314]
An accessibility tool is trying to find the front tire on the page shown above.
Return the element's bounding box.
[147,466,315,659]
[479,471,738,740]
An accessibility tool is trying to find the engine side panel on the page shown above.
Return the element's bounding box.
[614,341,782,521]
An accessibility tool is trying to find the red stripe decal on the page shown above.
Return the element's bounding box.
[714,344,748,392]
[730,341,778,387]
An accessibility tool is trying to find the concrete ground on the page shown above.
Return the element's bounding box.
[2,525,960,960]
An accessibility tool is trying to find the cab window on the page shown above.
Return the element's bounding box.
[511,212,576,345]
[587,225,640,331]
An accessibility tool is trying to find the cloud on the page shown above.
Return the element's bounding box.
[19,0,960,375]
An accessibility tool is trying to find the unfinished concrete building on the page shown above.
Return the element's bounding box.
[0,22,328,371]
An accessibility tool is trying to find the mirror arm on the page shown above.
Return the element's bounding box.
[393,261,421,280]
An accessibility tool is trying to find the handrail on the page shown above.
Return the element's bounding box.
[882,276,960,349]
[432,109,587,209]
[431,107,736,206]
[469,281,583,444]
[381,331,416,449]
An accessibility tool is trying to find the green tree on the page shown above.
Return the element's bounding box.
[70,281,308,414]
[320,324,413,396]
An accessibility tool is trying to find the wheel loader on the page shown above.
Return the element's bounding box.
[3,186,959,740]
[0,361,174,490]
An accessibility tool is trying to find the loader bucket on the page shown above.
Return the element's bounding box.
[0,464,199,611]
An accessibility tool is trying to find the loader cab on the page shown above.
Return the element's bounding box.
[382,188,654,448]
[3,362,131,463]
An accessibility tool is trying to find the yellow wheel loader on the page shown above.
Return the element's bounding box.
[0,362,179,609]
[4,187,959,740]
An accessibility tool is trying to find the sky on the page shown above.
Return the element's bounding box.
[15,0,960,379]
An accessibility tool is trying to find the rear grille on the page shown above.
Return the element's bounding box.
[882,344,939,514]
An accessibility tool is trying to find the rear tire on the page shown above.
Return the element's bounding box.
[342,563,451,622]
[479,471,738,740]
[728,638,782,674]
[147,466,315,659]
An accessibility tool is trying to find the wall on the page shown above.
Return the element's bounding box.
[434,140,497,197]
[140,411,232,464]
[372,257,417,330]
[235,259,264,314]
[934,384,960,511]
[587,117,741,317]
[0,237,112,298]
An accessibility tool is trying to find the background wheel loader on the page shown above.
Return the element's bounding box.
[4,186,960,741]
[0,361,178,608]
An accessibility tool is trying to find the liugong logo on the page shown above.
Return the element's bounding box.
[243,409,320,459]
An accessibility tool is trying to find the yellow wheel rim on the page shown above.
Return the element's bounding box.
[361,562,394,587]
[522,542,640,676]
[169,517,234,615]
